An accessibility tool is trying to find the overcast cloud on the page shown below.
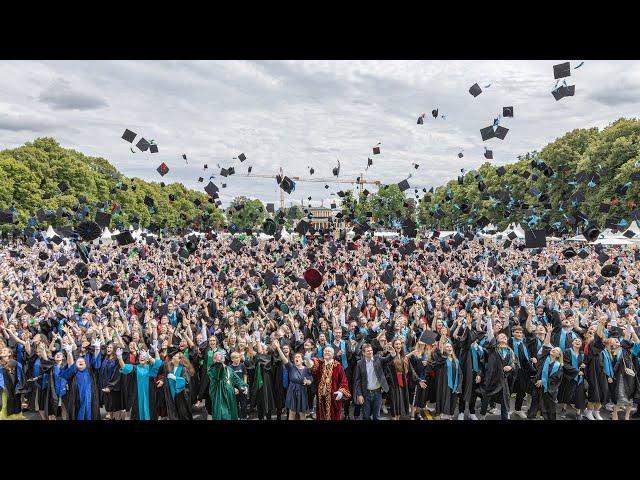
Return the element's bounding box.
[0,60,638,208]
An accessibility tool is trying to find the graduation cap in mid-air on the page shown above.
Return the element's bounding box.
[553,62,571,79]
[279,176,295,195]
[484,148,493,159]
[503,106,514,117]
[136,138,150,152]
[469,83,482,97]
[480,126,496,141]
[494,126,509,140]
[372,143,381,155]
[122,129,136,143]
[397,179,410,192]
[552,84,575,101]
[156,163,169,177]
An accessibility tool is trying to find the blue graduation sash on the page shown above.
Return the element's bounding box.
[570,350,583,384]
[446,358,460,393]
[541,356,560,392]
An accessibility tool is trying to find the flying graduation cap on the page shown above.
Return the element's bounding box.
[372,143,381,155]
[469,83,482,97]
[332,159,341,177]
[156,162,169,177]
[553,62,571,79]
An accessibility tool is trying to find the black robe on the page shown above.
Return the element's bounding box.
[558,349,586,409]
[454,327,482,404]
[477,338,518,407]
[162,363,193,420]
[427,349,461,416]
[97,356,123,412]
[246,353,277,413]
[607,340,639,405]
[0,360,23,416]
[584,336,609,404]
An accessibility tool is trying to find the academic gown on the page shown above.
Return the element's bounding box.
[197,347,224,415]
[246,353,277,414]
[386,354,411,417]
[309,358,351,420]
[427,349,461,416]
[120,359,163,420]
[26,355,49,412]
[455,327,483,405]
[477,338,518,407]
[97,355,123,412]
[605,341,639,406]
[532,346,577,403]
[0,360,24,419]
[162,363,193,420]
[271,354,286,413]
[60,362,101,421]
[558,349,586,409]
[41,361,70,418]
[207,362,247,420]
[408,353,430,408]
[510,337,535,396]
[584,335,609,404]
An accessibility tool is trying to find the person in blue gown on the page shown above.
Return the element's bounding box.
[117,345,163,420]
[59,342,101,420]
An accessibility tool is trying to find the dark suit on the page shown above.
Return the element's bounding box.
[354,354,394,420]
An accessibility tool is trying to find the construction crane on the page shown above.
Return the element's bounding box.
[237,167,383,210]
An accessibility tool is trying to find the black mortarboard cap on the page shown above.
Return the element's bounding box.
[238,153,246,162]
[77,221,101,241]
[419,330,437,345]
[494,126,509,140]
[484,149,493,159]
[397,179,410,192]
[204,181,218,198]
[58,181,69,193]
[295,220,311,235]
[95,211,111,229]
[122,129,136,143]
[55,287,68,298]
[577,249,589,259]
[496,166,506,177]
[524,229,546,249]
[480,126,496,141]
[469,83,482,97]
[503,106,514,117]
[553,62,571,79]
[114,231,135,245]
[280,176,295,194]
[136,137,150,152]
[230,238,244,253]
[149,144,159,154]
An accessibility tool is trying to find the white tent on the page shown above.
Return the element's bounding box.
[46,225,57,238]
[438,231,456,239]
[258,233,273,240]
[279,227,291,239]
[374,231,399,238]
[594,237,634,245]
[132,228,143,239]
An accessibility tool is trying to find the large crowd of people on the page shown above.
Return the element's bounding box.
[1,230,639,421]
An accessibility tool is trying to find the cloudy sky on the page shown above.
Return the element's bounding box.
[0,60,638,207]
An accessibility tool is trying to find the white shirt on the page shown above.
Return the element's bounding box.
[365,357,380,391]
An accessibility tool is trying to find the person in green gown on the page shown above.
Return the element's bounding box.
[207,351,248,420]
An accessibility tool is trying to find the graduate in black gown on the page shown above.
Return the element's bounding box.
[558,335,587,419]
[452,313,483,420]
[530,326,578,420]
[162,349,194,420]
[603,330,640,421]
[59,344,101,420]
[407,335,432,420]
[96,341,124,420]
[509,325,535,419]
[428,340,462,419]
[40,351,70,420]
[246,342,277,420]
[0,346,25,420]
[583,320,609,420]
[477,317,518,420]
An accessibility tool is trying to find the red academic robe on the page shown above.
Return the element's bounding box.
[310,358,351,420]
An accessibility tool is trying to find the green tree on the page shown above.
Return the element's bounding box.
[227,197,266,230]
